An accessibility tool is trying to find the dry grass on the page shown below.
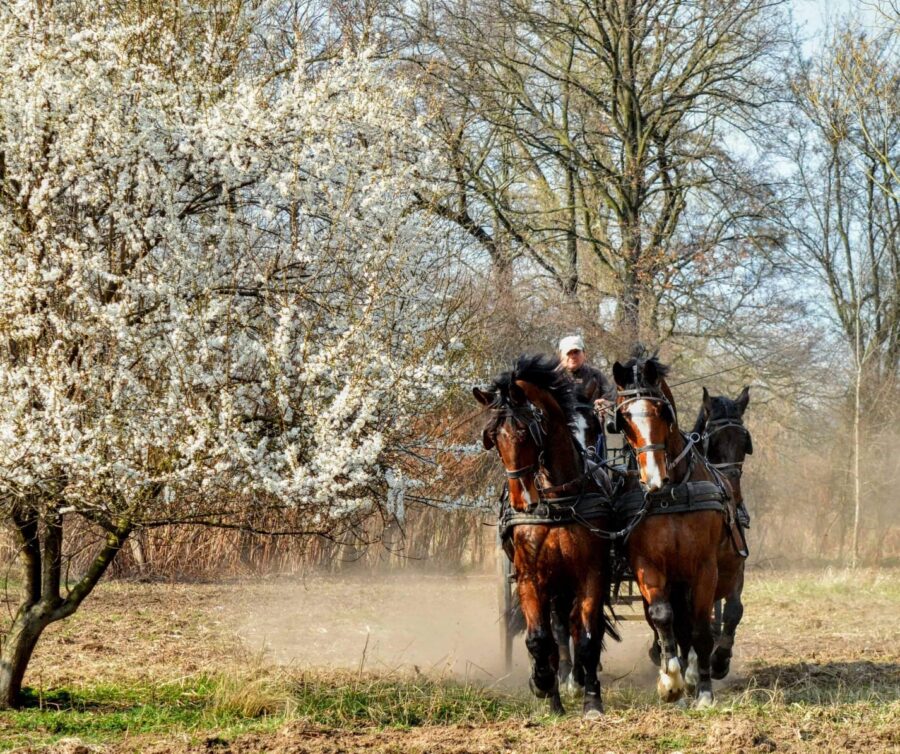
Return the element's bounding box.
[1,568,898,753]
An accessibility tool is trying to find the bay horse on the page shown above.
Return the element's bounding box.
[474,355,617,717]
[612,352,728,707]
[692,386,753,679]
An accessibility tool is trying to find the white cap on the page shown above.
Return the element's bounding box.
[558,335,585,354]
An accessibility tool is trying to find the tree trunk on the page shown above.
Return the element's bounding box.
[0,513,131,708]
[850,348,862,569]
[617,262,641,344]
[129,532,148,576]
[0,605,51,708]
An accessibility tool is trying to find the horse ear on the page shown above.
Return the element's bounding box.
[643,359,660,385]
[702,386,713,414]
[482,428,495,450]
[612,361,628,387]
[472,387,494,406]
[736,385,750,414]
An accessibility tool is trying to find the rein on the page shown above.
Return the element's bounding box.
[614,384,730,525]
[702,417,750,479]
[490,400,619,540]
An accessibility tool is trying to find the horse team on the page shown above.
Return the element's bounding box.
[474,350,753,717]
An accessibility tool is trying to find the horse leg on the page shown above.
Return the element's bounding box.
[690,564,718,708]
[671,586,696,696]
[711,567,744,680]
[713,599,723,641]
[641,575,685,703]
[644,600,662,666]
[551,599,575,692]
[574,580,606,719]
[519,577,564,714]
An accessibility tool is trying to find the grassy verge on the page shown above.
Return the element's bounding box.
[0,670,533,749]
[3,667,897,752]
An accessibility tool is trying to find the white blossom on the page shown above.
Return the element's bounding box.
[0,1,471,525]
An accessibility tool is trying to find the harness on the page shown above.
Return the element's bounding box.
[699,413,753,555]
[492,401,615,543]
[492,385,745,550]
[612,382,730,535]
[703,417,751,480]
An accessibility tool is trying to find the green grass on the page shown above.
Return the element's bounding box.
[0,671,532,749]
[284,672,532,727]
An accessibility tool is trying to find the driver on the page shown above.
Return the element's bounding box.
[557,335,615,457]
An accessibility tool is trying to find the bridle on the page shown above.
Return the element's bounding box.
[487,400,547,483]
[702,416,751,479]
[615,385,699,477]
[489,399,598,501]
[489,395,625,540]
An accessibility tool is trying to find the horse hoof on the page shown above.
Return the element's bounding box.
[696,691,715,708]
[648,641,661,666]
[583,693,604,719]
[711,652,731,680]
[549,693,565,715]
[657,657,685,703]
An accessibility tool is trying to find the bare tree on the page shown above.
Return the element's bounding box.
[407,0,789,341]
[781,14,899,566]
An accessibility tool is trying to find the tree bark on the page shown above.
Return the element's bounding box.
[0,517,131,708]
[850,317,863,569]
[0,605,52,707]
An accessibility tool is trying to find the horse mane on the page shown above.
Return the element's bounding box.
[617,344,670,389]
[692,393,744,435]
[488,353,581,436]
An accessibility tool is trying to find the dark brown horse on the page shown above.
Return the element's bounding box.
[612,353,727,707]
[474,355,616,717]
[693,386,753,679]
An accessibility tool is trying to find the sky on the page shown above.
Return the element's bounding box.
[792,0,887,49]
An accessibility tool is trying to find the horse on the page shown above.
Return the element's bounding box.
[611,352,728,707]
[474,355,617,717]
[500,400,610,692]
[692,386,753,679]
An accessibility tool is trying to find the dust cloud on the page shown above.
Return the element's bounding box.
[231,572,660,689]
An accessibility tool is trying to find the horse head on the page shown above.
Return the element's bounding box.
[612,350,679,492]
[474,354,584,512]
[693,386,752,502]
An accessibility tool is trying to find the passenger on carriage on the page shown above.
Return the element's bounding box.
[557,335,615,459]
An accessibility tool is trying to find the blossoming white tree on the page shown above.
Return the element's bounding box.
[0,0,469,706]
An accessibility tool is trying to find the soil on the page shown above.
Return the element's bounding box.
[8,567,900,753]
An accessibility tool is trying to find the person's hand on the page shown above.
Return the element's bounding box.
[594,398,613,414]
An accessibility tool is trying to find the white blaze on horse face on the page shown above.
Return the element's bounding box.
[572,413,588,451]
[632,400,666,490]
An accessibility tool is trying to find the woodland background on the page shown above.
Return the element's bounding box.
[0,0,896,705]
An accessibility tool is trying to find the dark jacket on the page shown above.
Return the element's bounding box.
[567,363,615,407]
